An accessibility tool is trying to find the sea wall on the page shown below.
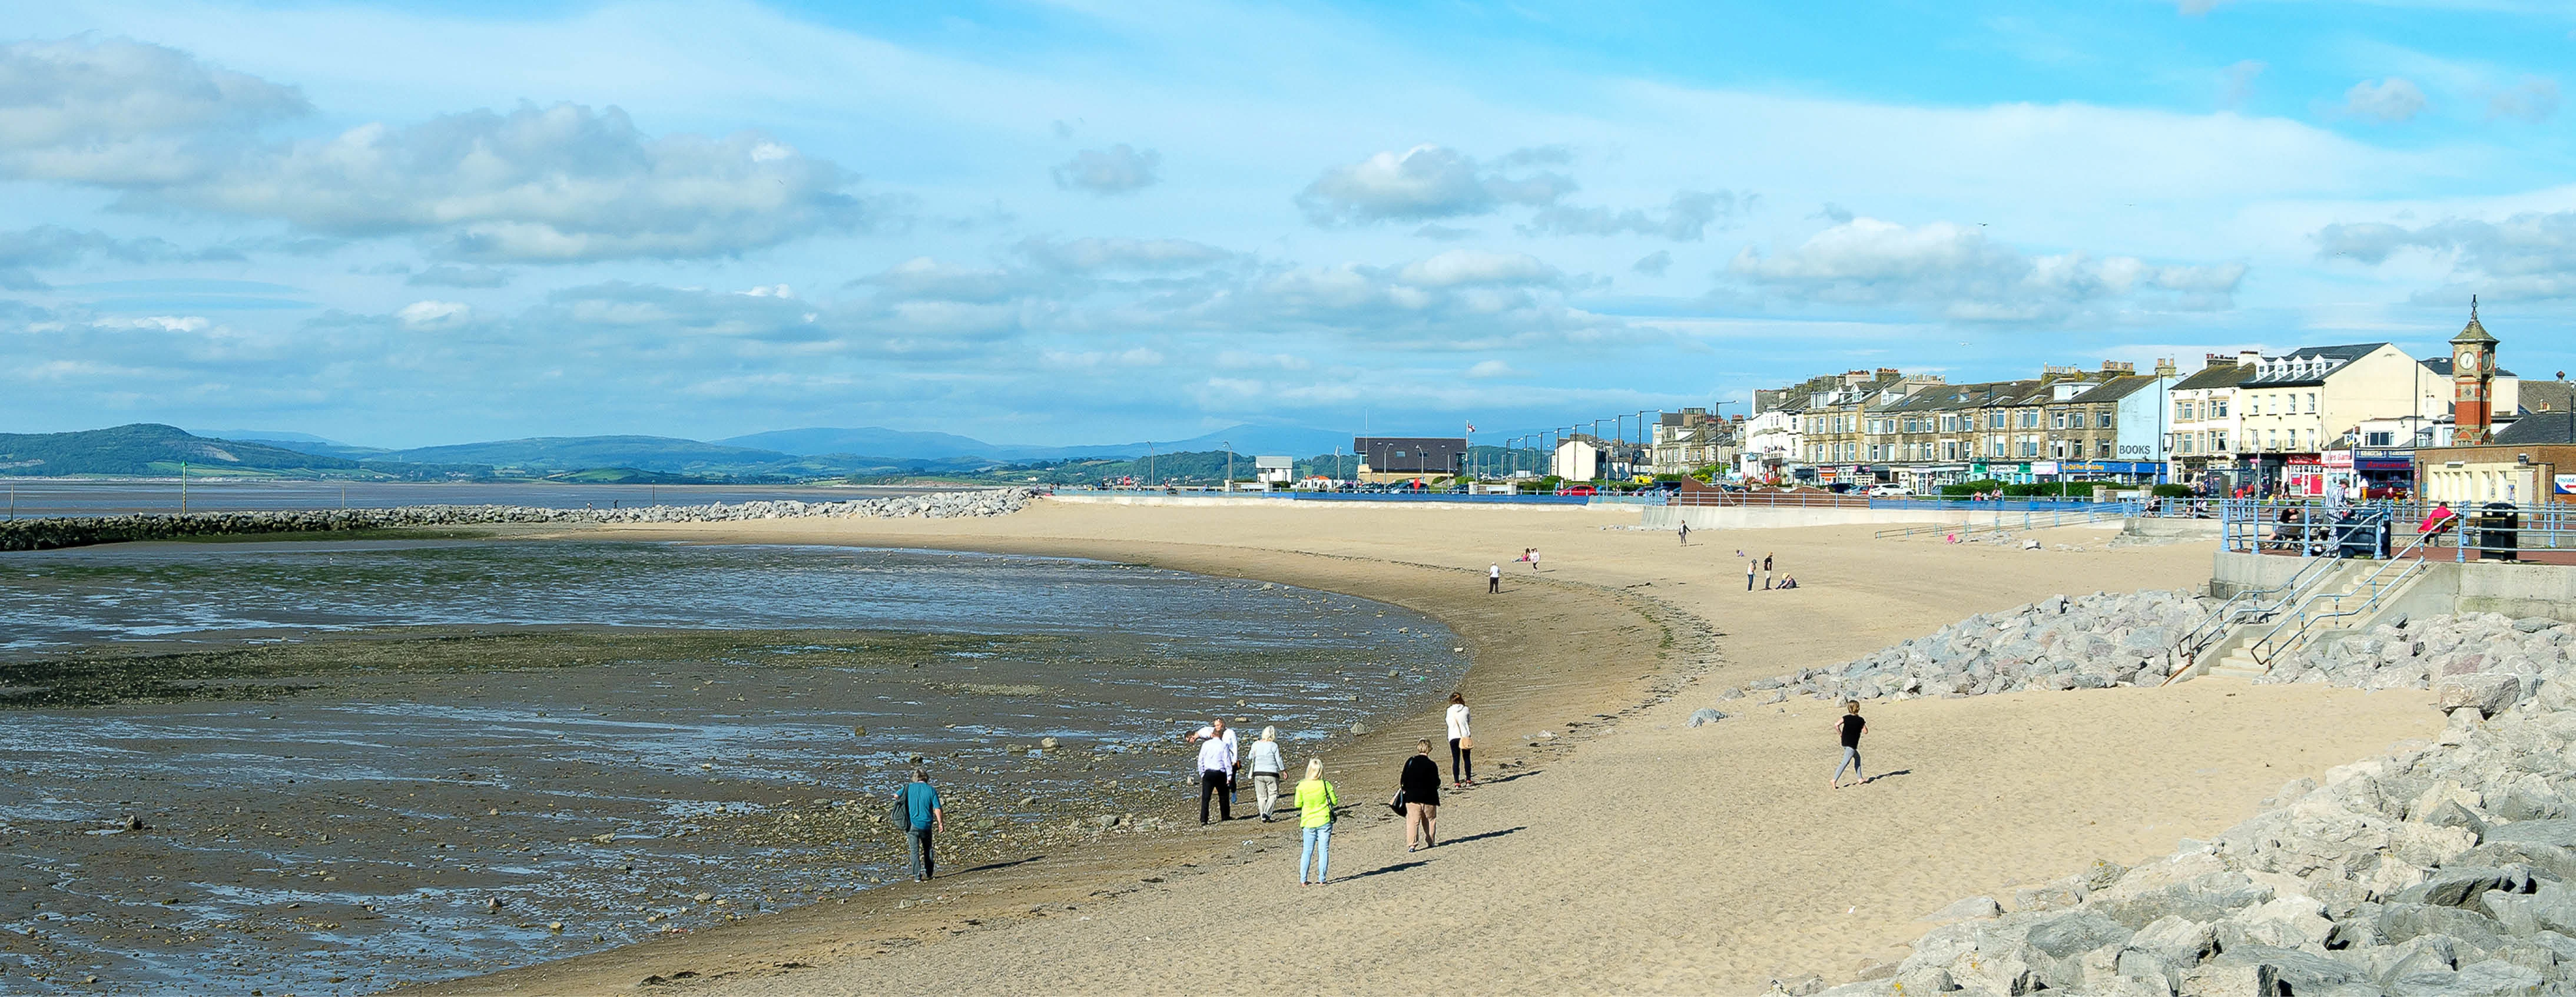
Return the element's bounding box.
[0,488,1036,552]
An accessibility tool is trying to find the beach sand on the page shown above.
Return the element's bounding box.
[408,501,2437,995]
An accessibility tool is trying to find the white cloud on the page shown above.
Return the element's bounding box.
[0,36,307,186]
[0,37,878,263]
[396,300,470,326]
[1632,250,1673,276]
[1051,144,1161,196]
[2340,78,2428,123]
[737,284,793,297]
[1519,190,1744,241]
[2316,210,2576,300]
[2220,60,2265,108]
[2488,77,2560,122]
[1465,359,1515,378]
[0,225,240,289]
[1295,144,1574,226]
[1394,249,1560,289]
[1015,236,1231,271]
[1726,217,2246,322]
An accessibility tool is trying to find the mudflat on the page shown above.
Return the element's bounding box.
[412,500,2438,995]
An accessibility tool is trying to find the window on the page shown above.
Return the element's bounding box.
[2212,430,2227,451]
[2097,440,2114,458]
[2051,412,2066,429]
[2249,398,2260,416]
[2306,393,2316,413]
[2266,429,2277,449]
[2365,431,2395,446]
[2097,412,2113,428]
[2213,399,2228,418]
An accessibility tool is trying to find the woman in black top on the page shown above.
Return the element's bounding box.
[1831,701,1868,789]
[1400,740,1443,851]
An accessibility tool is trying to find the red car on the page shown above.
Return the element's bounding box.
[1559,485,1597,496]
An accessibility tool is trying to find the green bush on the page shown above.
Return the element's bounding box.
[2150,483,2193,498]
[1940,479,2007,496]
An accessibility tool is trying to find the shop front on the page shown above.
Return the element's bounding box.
[2354,449,2416,499]
[2283,457,2329,497]
[2053,459,2166,485]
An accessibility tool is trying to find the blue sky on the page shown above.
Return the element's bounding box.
[5,0,2574,448]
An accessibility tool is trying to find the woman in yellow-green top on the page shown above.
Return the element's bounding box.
[1294,757,1338,886]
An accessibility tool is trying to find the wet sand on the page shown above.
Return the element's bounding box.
[406,501,2441,995]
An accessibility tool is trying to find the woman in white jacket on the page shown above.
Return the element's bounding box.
[1445,693,1473,787]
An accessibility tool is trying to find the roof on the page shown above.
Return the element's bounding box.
[2420,357,2519,378]
[2522,380,2576,415]
[2495,413,2576,446]
[2068,375,2160,404]
[2173,361,2246,391]
[2239,343,2391,388]
[2454,299,2497,345]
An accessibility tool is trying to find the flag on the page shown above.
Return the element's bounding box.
[1465,422,1477,433]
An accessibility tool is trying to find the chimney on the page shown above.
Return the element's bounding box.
[2154,357,2178,377]
[2206,353,2226,366]
[2237,349,2261,368]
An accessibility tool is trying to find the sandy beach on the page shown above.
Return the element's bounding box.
[407,499,2439,995]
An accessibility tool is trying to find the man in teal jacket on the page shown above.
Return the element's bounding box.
[899,769,945,881]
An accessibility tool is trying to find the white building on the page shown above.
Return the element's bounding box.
[1738,408,1802,483]
[1551,438,1600,481]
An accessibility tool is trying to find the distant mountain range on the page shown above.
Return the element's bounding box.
[0,422,1370,481]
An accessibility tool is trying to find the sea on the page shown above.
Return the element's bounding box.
[0,479,956,518]
[0,538,1462,993]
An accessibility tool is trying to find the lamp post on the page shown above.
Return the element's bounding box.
[1637,409,1656,478]
[1223,440,1232,492]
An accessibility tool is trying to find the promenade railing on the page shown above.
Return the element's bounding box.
[2219,498,2576,562]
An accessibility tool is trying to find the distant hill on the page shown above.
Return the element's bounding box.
[379,435,802,474]
[721,423,1354,461]
[0,424,364,476]
[718,427,1001,460]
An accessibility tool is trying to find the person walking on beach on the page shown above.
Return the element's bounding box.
[1677,521,1689,545]
[1250,727,1287,822]
[1829,701,1868,789]
[1488,562,1501,594]
[1190,719,1238,823]
[1527,548,1541,572]
[1295,758,1338,885]
[896,769,944,881]
[1400,740,1442,851]
[1445,693,1474,787]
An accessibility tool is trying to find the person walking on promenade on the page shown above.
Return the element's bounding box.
[1400,740,1443,851]
[1250,726,1287,822]
[1488,562,1501,594]
[1295,758,1338,885]
[1445,693,1474,787]
[1188,719,1238,824]
[896,769,944,881]
[1829,701,1869,789]
[1746,558,1757,591]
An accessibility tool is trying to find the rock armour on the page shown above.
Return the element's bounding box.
[0,488,1037,552]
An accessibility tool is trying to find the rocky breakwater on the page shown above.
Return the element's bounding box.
[1811,613,2576,996]
[1723,590,2215,705]
[0,488,1037,552]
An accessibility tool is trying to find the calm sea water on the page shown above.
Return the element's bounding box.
[0,541,1463,994]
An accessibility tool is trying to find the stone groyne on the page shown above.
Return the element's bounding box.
[1723,589,2214,704]
[1778,609,2576,996]
[0,488,1037,552]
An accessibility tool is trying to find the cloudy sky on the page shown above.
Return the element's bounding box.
[6,1,2574,448]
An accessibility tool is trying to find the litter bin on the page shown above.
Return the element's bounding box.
[2472,502,2520,561]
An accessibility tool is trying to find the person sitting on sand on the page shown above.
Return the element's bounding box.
[1250,727,1287,822]
[1400,740,1442,851]
[1776,575,1798,589]
[897,768,944,880]
[1829,702,1867,789]
[1295,758,1338,885]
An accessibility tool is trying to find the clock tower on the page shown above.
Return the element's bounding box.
[2451,296,2498,445]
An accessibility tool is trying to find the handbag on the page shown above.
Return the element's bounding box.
[1388,790,1407,816]
[1458,736,1474,750]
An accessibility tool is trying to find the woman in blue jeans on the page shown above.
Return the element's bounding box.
[1294,758,1337,885]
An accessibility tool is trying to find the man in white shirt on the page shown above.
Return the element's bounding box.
[1488,563,1501,594]
[1186,719,1238,824]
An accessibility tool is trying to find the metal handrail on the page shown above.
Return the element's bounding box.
[2242,531,2438,668]
[2170,553,2344,664]
[1871,502,2143,540]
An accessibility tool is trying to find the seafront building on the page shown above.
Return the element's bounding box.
[1739,304,2534,495]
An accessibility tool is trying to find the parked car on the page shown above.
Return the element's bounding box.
[1866,484,1915,496]
[1558,485,1597,496]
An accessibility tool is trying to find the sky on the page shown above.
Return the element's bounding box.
[5,0,2575,448]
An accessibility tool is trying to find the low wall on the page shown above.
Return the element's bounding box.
[2121,517,2223,539]
[2208,550,2576,624]
[1641,505,1968,530]
[1042,493,1610,512]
